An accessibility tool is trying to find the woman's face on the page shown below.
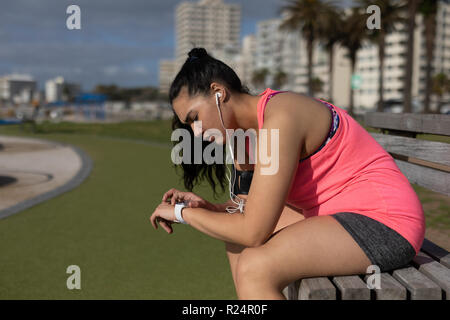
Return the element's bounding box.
[172,86,229,145]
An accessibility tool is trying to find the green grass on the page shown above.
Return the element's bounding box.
[0,123,233,299]
[8,119,174,144]
[412,184,450,230]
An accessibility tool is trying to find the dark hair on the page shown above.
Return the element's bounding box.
[169,47,250,198]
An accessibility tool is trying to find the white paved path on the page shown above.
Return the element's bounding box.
[0,135,92,218]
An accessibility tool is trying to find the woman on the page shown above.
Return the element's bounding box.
[150,48,425,300]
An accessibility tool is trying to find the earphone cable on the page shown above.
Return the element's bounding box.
[215,93,245,213]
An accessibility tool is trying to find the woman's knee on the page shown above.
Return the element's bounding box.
[235,247,272,286]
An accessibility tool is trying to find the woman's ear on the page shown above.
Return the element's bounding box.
[210,83,227,102]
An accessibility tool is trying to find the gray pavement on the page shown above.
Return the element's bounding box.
[0,135,92,219]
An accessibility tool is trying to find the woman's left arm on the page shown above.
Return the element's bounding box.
[151,95,306,247]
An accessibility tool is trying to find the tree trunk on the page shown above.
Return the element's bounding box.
[403,0,418,113]
[349,55,356,117]
[437,95,443,114]
[424,13,436,113]
[307,37,314,97]
[328,45,334,103]
[377,32,386,112]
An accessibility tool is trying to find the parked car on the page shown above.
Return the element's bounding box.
[439,102,450,114]
[376,99,422,113]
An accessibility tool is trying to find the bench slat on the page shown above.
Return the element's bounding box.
[365,112,450,136]
[421,239,450,268]
[282,281,300,300]
[363,273,407,300]
[298,277,336,300]
[392,266,442,300]
[441,256,450,269]
[370,133,450,169]
[394,160,450,196]
[412,252,450,299]
[332,276,370,300]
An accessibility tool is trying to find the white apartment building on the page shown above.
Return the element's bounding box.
[354,1,450,111]
[175,0,241,71]
[45,76,81,103]
[291,40,331,99]
[45,76,65,103]
[417,0,450,109]
[287,39,352,108]
[253,18,303,93]
[0,74,37,104]
[238,34,257,90]
[243,1,449,111]
[159,60,176,95]
[250,16,350,105]
[159,0,241,94]
[210,43,242,76]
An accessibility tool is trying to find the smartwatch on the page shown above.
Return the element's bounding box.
[174,202,188,224]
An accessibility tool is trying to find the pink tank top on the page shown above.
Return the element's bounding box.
[252,88,425,254]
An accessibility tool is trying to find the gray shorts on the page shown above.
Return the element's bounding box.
[331,212,417,272]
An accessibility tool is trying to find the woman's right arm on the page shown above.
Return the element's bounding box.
[162,188,236,212]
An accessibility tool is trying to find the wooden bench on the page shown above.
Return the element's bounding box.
[282,112,450,300]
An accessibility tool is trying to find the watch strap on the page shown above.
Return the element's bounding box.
[174,202,188,224]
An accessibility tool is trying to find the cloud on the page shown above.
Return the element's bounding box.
[132,66,149,75]
[103,66,121,76]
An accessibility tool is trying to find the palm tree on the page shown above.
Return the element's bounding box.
[419,0,438,113]
[279,0,338,96]
[273,69,288,90]
[340,8,368,116]
[358,0,405,112]
[403,0,419,113]
[251,68,270,90]
[432,73,450,114]
[311,77,324,96]
[318,7,344,103]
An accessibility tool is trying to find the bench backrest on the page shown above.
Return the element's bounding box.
[364,112,450,197]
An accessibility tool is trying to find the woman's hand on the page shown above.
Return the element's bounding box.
[161,188,216,211]
[150,202,178,234]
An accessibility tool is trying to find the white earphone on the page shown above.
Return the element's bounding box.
[215,92,222,106]
[214,91,245,214]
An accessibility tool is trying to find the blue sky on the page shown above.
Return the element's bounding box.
[0,0,353,91]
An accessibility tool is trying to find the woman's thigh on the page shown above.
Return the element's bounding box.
[274,204,305,233]
[236,215,372,292]
[225,204,305,287]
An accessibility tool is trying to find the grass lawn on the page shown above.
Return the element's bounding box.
[0,121,234,299]
[0,119,448,299]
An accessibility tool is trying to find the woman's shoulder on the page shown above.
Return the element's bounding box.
[265,91,320,112]
[263,92,333,156]
[264,91,327,130]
